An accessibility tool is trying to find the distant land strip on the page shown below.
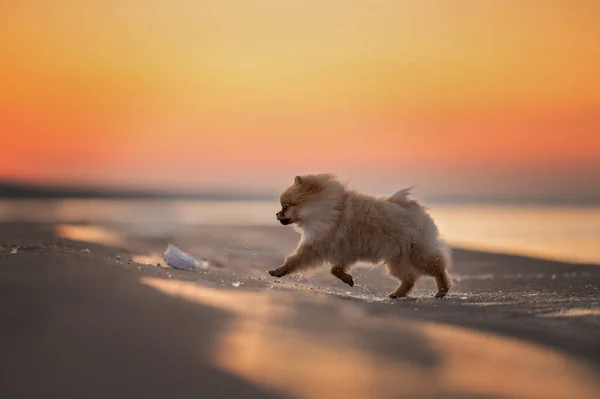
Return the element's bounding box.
[0,181,598,205]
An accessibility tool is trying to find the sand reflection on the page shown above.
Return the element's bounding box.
[141,277,600,399]
[55,224,121,246]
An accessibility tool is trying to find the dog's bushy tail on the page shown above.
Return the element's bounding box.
[388,186,418,206]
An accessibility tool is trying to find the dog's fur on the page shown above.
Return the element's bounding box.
[268,174,452,298]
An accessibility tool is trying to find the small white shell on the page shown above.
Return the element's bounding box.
[163,244,200,270]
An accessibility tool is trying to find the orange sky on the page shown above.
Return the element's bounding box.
[1,1,599,198]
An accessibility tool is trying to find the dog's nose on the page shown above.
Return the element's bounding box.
[276,212,281,218]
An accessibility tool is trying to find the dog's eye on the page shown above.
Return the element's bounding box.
[282,204,288,210]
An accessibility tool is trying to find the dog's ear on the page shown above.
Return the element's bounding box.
[296,177,322,194]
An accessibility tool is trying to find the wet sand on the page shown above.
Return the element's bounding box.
[1,222,600,399]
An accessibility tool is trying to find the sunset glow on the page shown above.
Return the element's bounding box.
[1,1,599,198]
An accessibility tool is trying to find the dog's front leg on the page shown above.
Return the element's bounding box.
[268,245,319,278]
[331,265,354,287]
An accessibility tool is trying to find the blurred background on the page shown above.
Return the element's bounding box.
[1,1,599,263]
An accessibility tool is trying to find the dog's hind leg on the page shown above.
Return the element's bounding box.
[411,247,453,298]
[388,275,417,298]
[433,249,453,298]
[330,264,354,287]
[434,270,452,298]
[386,257,419,299]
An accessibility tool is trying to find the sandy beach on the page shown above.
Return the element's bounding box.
[1,220,599,399]
[3,0,600,397]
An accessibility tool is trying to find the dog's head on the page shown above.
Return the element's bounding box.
[276,174,344,227]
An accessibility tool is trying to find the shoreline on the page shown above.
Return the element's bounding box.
[2,198,599,266]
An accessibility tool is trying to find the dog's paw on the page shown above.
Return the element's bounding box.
[340,273,354,287]
[268,267,288,278]
[388,292,408,299]
[434,291,447,299]
[331,268,354,287]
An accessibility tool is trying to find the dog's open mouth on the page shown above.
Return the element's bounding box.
[278,218,292,225]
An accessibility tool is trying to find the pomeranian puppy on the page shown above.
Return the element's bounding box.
[268,174,452,298]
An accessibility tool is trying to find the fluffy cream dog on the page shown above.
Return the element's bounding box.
[268,174,453,298]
